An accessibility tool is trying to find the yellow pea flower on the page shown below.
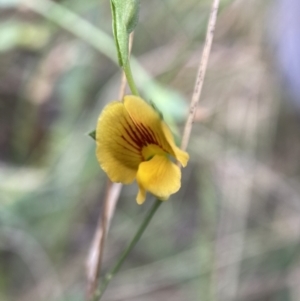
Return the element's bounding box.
[96,95,189,204]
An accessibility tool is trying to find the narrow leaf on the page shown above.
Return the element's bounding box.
[110,0,140,66]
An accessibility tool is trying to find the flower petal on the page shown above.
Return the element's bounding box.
[123,95,189,166]
[96,101,143,184]
[161,123,189,167]
[136,155,181,204]
[136,186,146,205]
[173,146,189,167]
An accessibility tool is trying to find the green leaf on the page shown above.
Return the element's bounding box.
[110,0,140,67]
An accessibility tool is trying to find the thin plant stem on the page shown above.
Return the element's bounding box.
[119,33,135,99]
[91,199,162,301]
[123,61,139,96]
[118,70,128,99]
[181,0,220,151]
[86,182,122,298]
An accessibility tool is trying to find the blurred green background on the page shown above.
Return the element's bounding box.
[1,0,300,300]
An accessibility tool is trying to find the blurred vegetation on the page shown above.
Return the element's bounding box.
[1,0,300,301]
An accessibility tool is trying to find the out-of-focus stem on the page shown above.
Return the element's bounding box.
[92,199,162,301]
[181,0,220,151]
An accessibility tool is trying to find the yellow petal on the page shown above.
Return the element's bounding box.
[161,123,189,167]
[136,155,181,203]
[141,144,165,161]
[136,186,147,205]
[173,146,189,167]
[124,95,189,167]
[96,101,143,184]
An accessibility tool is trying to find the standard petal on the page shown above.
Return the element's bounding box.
[96,101,143,184]
[124,96,175,153]
[136,155,181,203]
[124,95,189,166]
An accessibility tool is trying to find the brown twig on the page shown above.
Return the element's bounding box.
[86,32,135,300]
[180,0,220,152]
[86,182,122,298]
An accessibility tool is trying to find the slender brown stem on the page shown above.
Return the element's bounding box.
[181,0,220,151]
[87,181,110,298]
[86,182,122,298]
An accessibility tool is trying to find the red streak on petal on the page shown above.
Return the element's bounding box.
[139,123,158,144]
[147,126,163,147]
[120,116,170,158]
[122,120,143,149]
[121,135,140,152]
[115,143,141,157]
[134,122,155,145]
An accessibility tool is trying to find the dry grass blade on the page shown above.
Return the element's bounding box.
[181,0,220,151]
[86,182,122,298]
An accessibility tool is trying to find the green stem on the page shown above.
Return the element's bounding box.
[92,199,162,301]
[123,62,139,96]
